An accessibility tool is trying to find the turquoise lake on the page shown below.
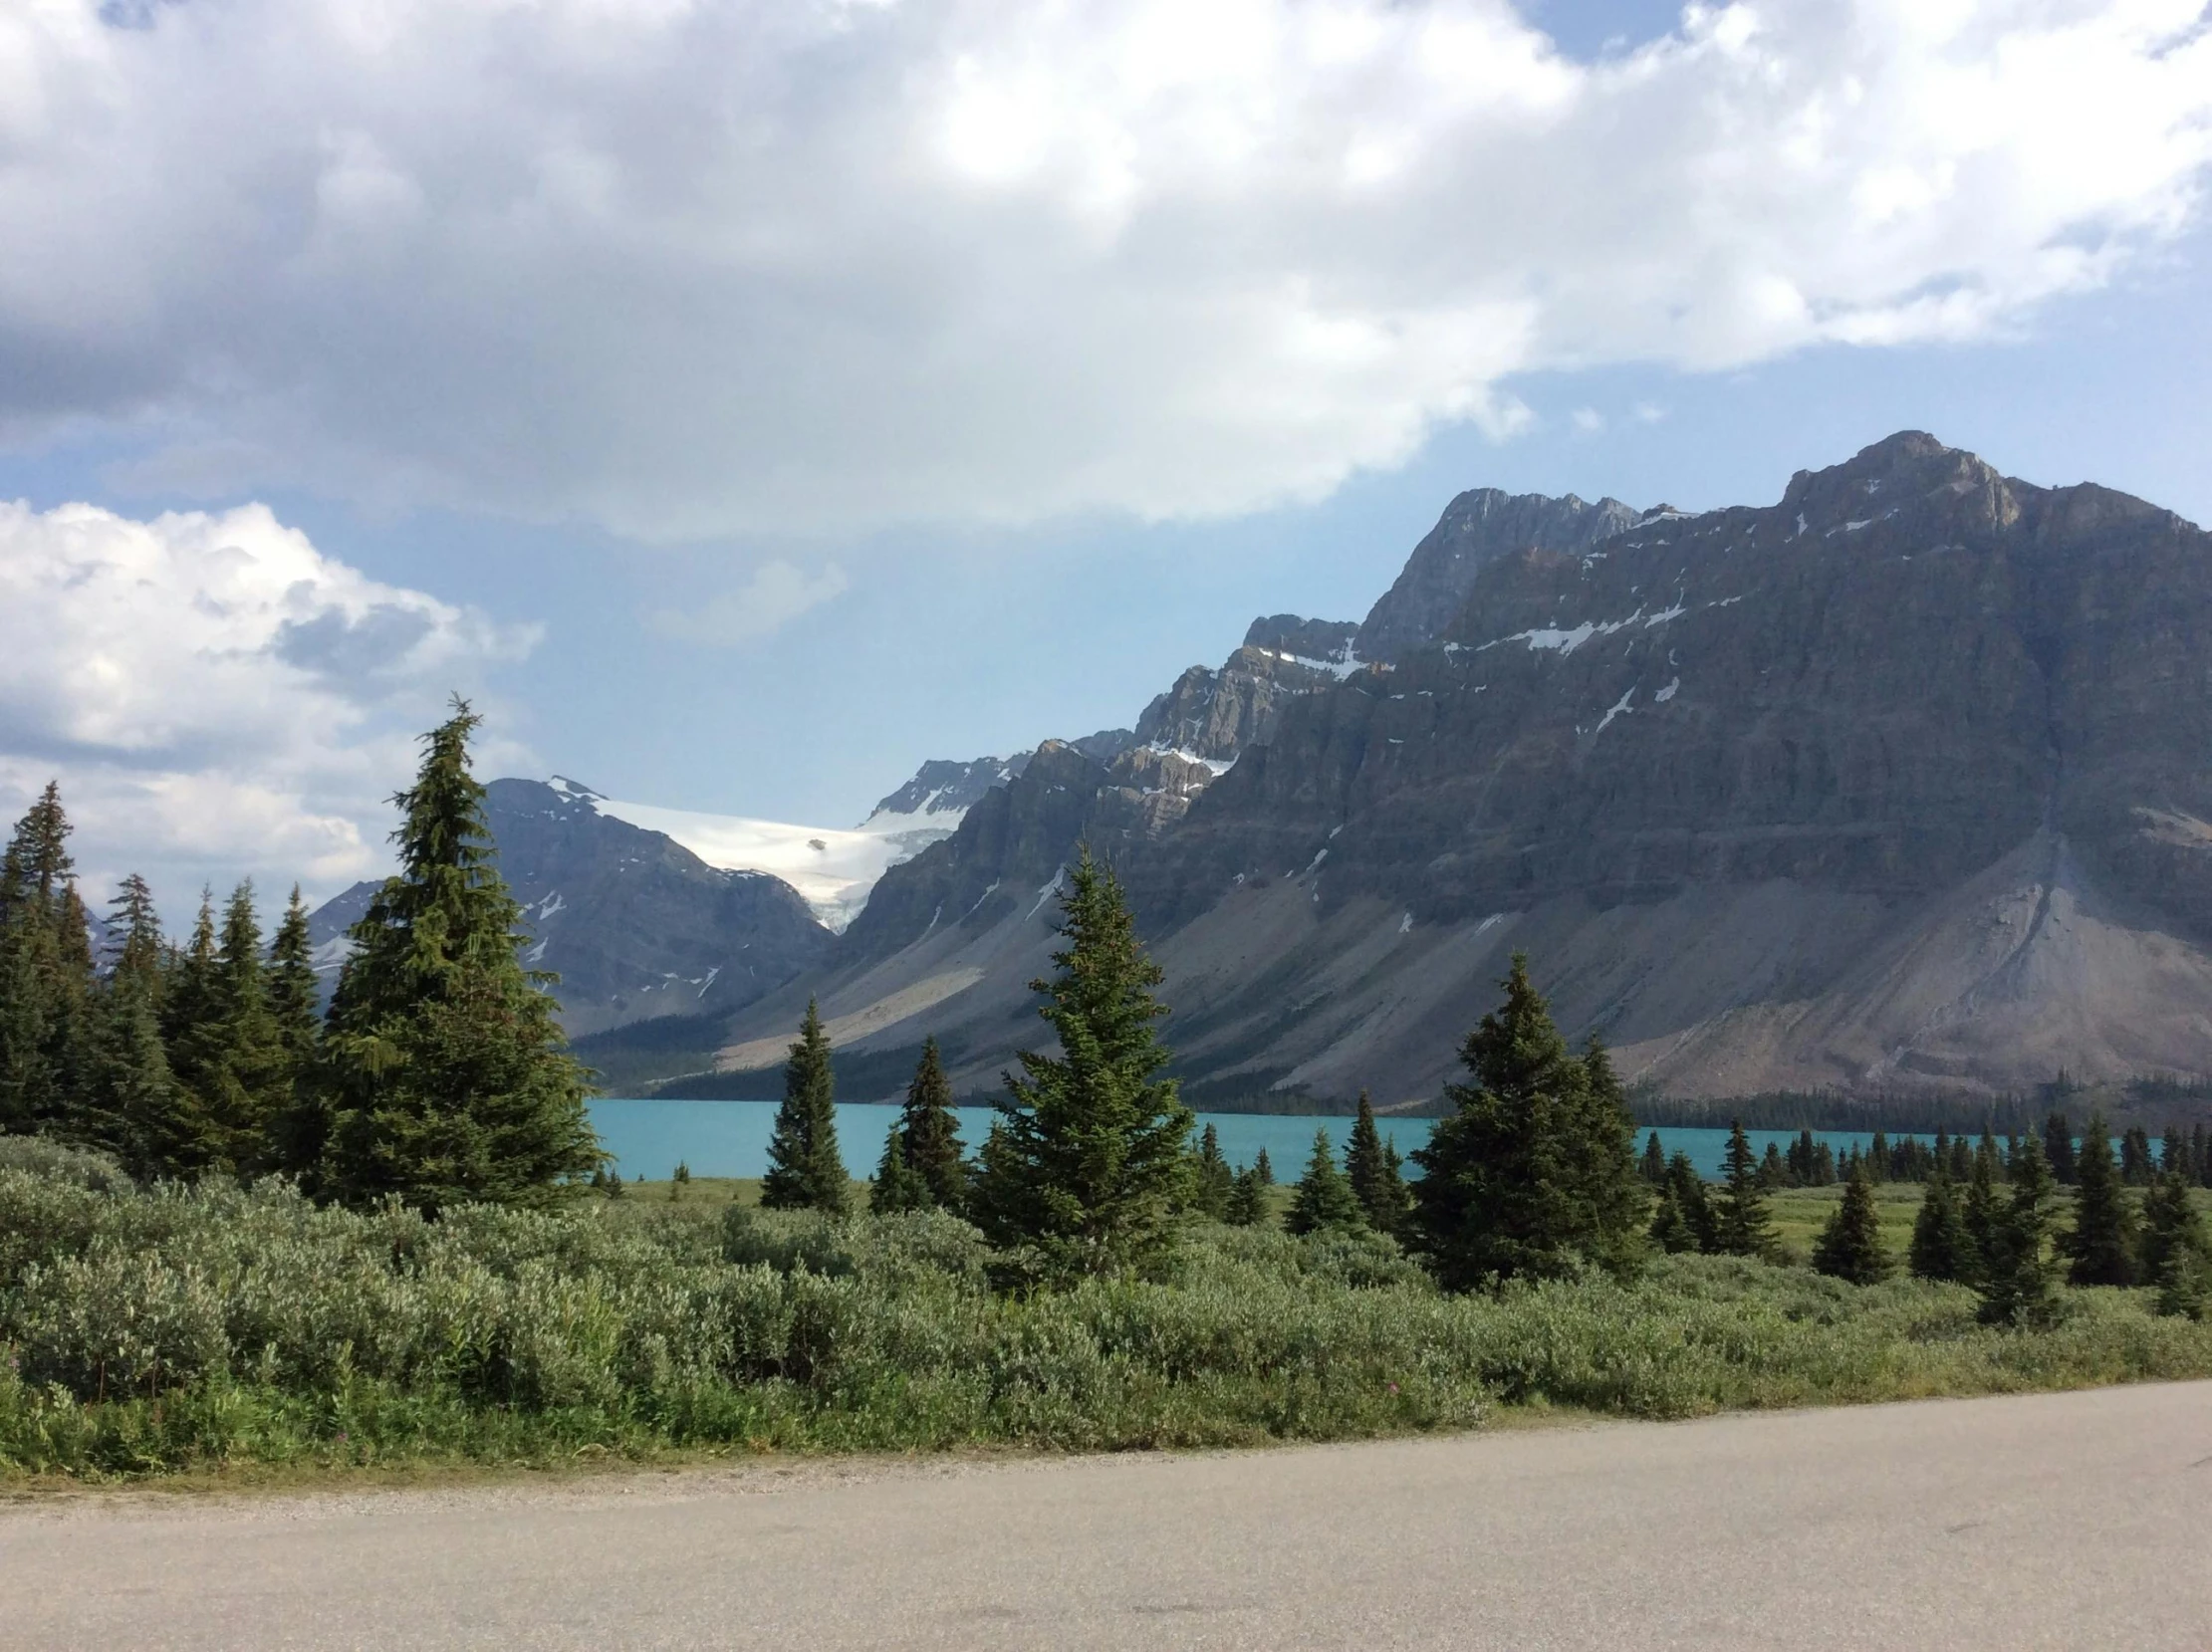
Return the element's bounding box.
[588,1097,1969,1182]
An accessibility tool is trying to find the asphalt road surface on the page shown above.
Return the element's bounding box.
[5,1382,2210,1650]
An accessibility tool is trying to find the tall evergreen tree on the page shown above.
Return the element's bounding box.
[2139,1171,2210,1320]
[205,881,291,1173]
[868,1116,927,1214]
[2159,1122,2191,1183]
[1978,1135,2059,1326]
[969,847,1194,1276]
[1191,1122,1234,1221]
[1663,1151,1718,1254]
[1813,1164,1892,1285]
[148,890,228,1175]
[64,873,172,1164]
[1648,1184,1697,1253]
[1224,1163,1268,1227]
[266,885,328,1178]
[323,701,601,1211]
[1710,1120,1776,1259]
[0,784,96,1137]
[1908,1163,1975,1283]
[1286,1129,1364,1235]
[1406,959,1645,1290]
[1641,1130,1667,1185]
[1344,1090,1411,1233]
[760,999,849,1212]
[2119,1125,2153,1186]
[893,1036,965,1211]
[2061,1111,2137,1287]
[2042,1111,2078,1185]
[1253,1146,1274,1187]
[1961,1134,2001,1282]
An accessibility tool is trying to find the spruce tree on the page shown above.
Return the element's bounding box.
[1648,1184,1697,1253]
[267,885,328,1178]
[323,701,601,1211]
[2119,1126,2153,1186]
[2042,1110,2078,1185]
[206,880,291,1173]
[1405,959,1645,1290]
[1286,1129,1364,1235]
[1224,1163,1267,1227]
[869,1116,927,1214]
[1254,1146,1274,1186]
[1977,1135,2059,1326]
[1191,1121,1234,1220]
[0,784,96,1137]
[1345,1090,1411,1233]
[2159,1123,2190,1182]
[760,999,848,1212]
[65,874,168,1166]
[1664,1151,1718,1253]
[1759,1139,1788,1189]
[2061,1111,2136,1288]
[893,1036,966,1211]
[1961,1134,2001,1283]
[1641,1130,1666,1185]
[1908,1164,1974,1283]
[968,846,1194,1276]
[2139,1171,2210,1320]
[1813,1164,1891,1285]
[1710,1120,1776,1259]
[149,891,228,1175]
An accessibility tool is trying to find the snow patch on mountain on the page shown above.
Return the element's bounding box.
[587,797,929,933]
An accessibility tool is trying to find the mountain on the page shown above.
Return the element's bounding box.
[1354,487,1642,663]
[310,778,833,1039]
[670,433,2212,1109]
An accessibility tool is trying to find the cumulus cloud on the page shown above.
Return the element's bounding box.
[0,499,538,906]
[1,0,2208,538]
[645,560,851,645]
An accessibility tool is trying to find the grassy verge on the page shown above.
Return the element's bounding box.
[5,1154,2210,1486]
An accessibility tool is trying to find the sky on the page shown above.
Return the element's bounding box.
[2,0,2210,911]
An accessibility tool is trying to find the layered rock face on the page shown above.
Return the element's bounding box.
[1354,487,1642,663]
[1133,624,1359,765]
[696,433,2212,1105]
[312,779,832,1038]
[1122,432,2212,1097]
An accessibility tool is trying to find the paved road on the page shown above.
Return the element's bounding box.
[5,1382,2210,1650]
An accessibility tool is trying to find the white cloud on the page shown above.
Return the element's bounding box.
[1,0,2208,538]
[645,560,851,646]
[1570,406,1606,434]
[0,498,538,909]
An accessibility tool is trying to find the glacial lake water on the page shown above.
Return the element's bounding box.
[587,1098,1970,1183]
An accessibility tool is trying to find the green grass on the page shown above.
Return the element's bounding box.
[4,1143,2210,1487]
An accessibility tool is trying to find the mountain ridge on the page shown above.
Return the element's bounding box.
[672,431,2212,1108]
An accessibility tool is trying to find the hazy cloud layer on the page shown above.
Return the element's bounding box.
[0,499,537,904]
[645,560,852,646]
[4,0,2210,538]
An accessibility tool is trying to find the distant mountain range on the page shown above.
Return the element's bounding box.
[317,432,2212,1110]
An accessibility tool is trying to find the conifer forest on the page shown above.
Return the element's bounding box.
[3,710,2211,1481]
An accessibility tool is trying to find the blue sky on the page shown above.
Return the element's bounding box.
[3,0,2210,903]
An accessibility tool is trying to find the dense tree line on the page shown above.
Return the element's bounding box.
[0,704,599,1210]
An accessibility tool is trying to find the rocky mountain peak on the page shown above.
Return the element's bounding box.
[1355,486,1643,663]
[866,756,1027,823]
[1134,615,1362,768]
